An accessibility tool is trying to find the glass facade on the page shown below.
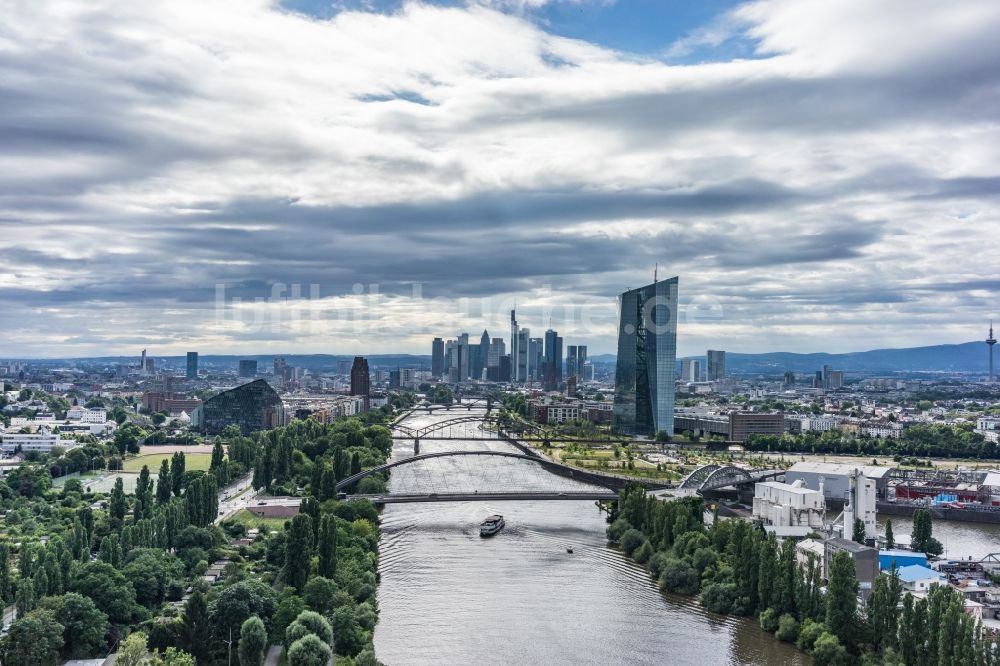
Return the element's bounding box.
[196,379,283,434]
[613,277,678,436]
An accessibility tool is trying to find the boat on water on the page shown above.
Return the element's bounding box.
[479,514,505,537]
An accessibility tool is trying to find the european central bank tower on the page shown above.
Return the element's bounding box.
[613,277,678,437]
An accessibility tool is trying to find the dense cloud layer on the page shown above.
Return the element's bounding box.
[1,0,998,357]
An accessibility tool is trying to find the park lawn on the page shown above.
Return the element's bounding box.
[123,451,212,473]
[229,508,291,532]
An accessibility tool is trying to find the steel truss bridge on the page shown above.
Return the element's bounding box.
[391,415,538,440]
[335,450,648,503]
[391,414,631,446]
[678,464,784,494]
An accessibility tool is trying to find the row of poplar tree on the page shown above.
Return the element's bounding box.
[610,486,1000,666]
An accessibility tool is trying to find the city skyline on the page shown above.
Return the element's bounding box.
[3,0,999,357]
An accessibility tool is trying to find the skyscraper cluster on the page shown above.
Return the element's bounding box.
[430,310,587,387]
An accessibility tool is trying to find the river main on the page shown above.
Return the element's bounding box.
[373,409,809,665]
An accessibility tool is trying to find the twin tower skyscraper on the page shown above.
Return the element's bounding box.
[612,276,679,438]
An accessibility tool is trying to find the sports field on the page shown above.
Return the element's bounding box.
[80,472,140,494]
[123,452,212,473]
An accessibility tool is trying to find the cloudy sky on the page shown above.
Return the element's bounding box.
[2,0,999,358]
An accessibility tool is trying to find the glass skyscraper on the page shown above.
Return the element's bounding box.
[613,277,678,437]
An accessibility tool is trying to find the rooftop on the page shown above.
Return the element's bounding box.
[897,564,943,583]
[788,461,892,479]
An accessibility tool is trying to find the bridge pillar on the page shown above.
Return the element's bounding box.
[414,438,420,455]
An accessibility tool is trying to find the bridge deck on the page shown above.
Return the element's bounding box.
[346,491,619,504]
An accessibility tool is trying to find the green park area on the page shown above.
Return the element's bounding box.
[227,508,293,532]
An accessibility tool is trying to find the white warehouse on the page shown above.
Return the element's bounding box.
[753,480,826,537]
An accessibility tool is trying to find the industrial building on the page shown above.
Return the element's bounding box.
[752,480,826,537]
[824,537,879,599]
[785,461,892,501]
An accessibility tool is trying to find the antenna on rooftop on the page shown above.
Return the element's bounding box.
[654,263,658,283]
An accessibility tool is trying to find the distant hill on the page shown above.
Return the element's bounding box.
[595,342,990,375]
[11,341,992,375]
[26,354,433,372]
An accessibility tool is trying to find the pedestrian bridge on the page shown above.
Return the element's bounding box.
[336,450,664,503]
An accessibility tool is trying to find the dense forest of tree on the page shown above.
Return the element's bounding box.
[609,487,998,665]
[0,407,397,666]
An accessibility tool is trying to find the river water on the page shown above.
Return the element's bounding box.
[373,409,809,665]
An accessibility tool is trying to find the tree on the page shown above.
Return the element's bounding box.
[182,591,213,665]
[619,529,646,557]
[885,519,895,549]
[811,631,848,666]
[660,557,700,595]
[911,509,943,555]
[852,518,865,544]
[0,543,12,605]
[135,464,152,520]
[284,514,314,591]
[110,476,128,523]
[15,578,36,618]
[317,514,338,578]
[157,459,172,504]
[330,606,366,657]
[147,647,197,666]
[237,616,267,666]
[320,466,337,503]
[69,561,141,624]
[116,631,148,666]
[287,610,332,647]
[287,634,332,666]
[211,441,225,471]
[0,609,64,666]
[825,551,858,648]
[271,591,306,644]
[38,592,109,659]
[209,579,278,646]
[123,549,183,607]
[302,576,338,615]
[171,452,186,497]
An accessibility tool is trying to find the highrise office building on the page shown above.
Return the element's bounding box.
[350,357,370,411]
[444,339,455,376]
[431,337,445,377]
[528,336,542,382]
[273,356,291,385]
[682,359,701,382]
[567,346,578,379]
[140,348,147,375]
[577,345,587,380]
[543,329,563,389]
[510,310,520,382]
[457,333,470,380]
[517,329,531,383]
[238,360,258,378]
[499,355,512,382]
[487,337,505,380]
[478,330,490,381]
[186,352,199,380]
[613,277,678,437]
[707,350,726,381]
